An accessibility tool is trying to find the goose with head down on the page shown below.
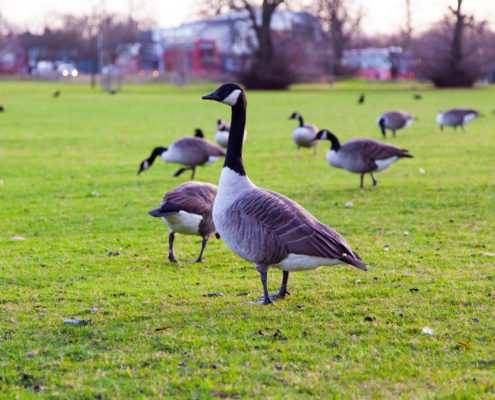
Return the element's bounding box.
[376,110,415,138]
[148,181,218,263]
[202,83,367,305]
[313,130,413,188]
[436,108,479,131]
[137,133,226,179]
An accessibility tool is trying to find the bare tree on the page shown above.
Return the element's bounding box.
[315,0,363,75]
[411,0,486,87]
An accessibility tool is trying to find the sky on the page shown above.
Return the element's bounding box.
[1,0,494,35]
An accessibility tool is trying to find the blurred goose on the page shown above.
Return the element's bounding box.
[214,118,247,148]
[436,108,479,131]
[194,128,204,138]
[314,130,413,188]
[358,94,365,104]
[202,83,366,305]
[289,111,319,154]
[316,129,413,188]
[149,182,218,262]
[0,105,5,112]
[137,137,226,179]
[376,110,414,137]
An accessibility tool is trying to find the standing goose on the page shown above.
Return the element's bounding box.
[214,118,247,148]
[137,136,226,179]
[436,108,479,131]
[376,110,415,137]
[149,182,218,262]
[313,130,413,188]
[202,83,367,305]
[289,112,319,154]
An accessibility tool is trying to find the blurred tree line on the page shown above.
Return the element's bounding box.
[1,0,494,88]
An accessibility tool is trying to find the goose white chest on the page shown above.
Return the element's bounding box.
[326,149,343,168]
[162,211,202,235]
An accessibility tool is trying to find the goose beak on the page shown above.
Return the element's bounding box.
[202,90,221,101]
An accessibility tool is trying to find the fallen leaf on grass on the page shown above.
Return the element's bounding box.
[345,201,354,207]
[482,252,495,257]
[26,350,39,358]
[155,326,171,332]
[422,327,435,335]
[63,319,91,325]
[419,168,425,174]
[458,341,470,348]
[10,235,27,241]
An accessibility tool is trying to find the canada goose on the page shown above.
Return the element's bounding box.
[202,83,367,305]
[413,94,422,100]
[52,90,60,98]
[214,118,247,148]
[358,94,365,104]
[313,130,413,188]
[0,105,4,112]
[149,181,218,262]
[137,137,226,179]
[194,128,204,138]
[376,110,415,137]
[289,112,319,154]
[436,108,479,131]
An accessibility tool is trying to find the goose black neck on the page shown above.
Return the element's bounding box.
[149,146,167,164]
[327,133,341,151]
[224,102,246,176]
[298,116,304,126]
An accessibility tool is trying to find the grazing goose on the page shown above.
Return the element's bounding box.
[436,108,479,131]
[52,90,60,98]
[313,130,413,188]
[137,136,226,179]
[358,94,365,104]
[149,181,218,262]
[0,105,5,112]
[214,118,247,148]
[376,110,414,137]
[289,112,319,154]
[202,83,367,305]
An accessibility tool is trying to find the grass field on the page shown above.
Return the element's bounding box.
[1,80,494,399]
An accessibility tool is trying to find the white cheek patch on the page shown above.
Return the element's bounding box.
[436,113,444,125]
[222,89,241,106]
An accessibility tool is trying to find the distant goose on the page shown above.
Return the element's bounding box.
[289,112,319,154]
[149,182,218,262]
[0,105,5,112]
[214,118,247,148]
[137,136,226,179]
[314,130,413,188]
[52,90,60,98]
[436,108,479,131]
[358,94,365,104]
[376,110,415,137]
[413,94,423,100]
[202,83,366,305]
[194,128,204,138]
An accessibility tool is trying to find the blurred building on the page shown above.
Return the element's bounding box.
[144,9,326,79]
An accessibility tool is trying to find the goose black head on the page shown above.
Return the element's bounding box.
[195,128,204,138]
[202,83,246,107]
[217,118,226,129]
[314,129,340,150]
[137,146,167,174]
[289,111,301,120]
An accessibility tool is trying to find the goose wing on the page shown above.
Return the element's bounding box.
[171,137,226,165]
[154,182,217,216]
[227,188,366,270]
[343,138,411,160]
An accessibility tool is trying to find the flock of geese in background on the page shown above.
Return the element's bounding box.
[135,84,481,304]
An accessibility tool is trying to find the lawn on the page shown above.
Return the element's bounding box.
[0,80,494,399]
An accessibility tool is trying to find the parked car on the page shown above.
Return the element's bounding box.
[57,63,78,78]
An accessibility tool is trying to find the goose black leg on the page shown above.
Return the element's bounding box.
[190,166,196,180]
[253,270,273,305]
[258,271,290,300]
[371,172,377,186]
[168,231,178,263]
[360,173,364,188]
[173,167,187,177]
[392,129,396,138]
[193,236,209,263]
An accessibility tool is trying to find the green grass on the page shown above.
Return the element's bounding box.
[0,80,494,399]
